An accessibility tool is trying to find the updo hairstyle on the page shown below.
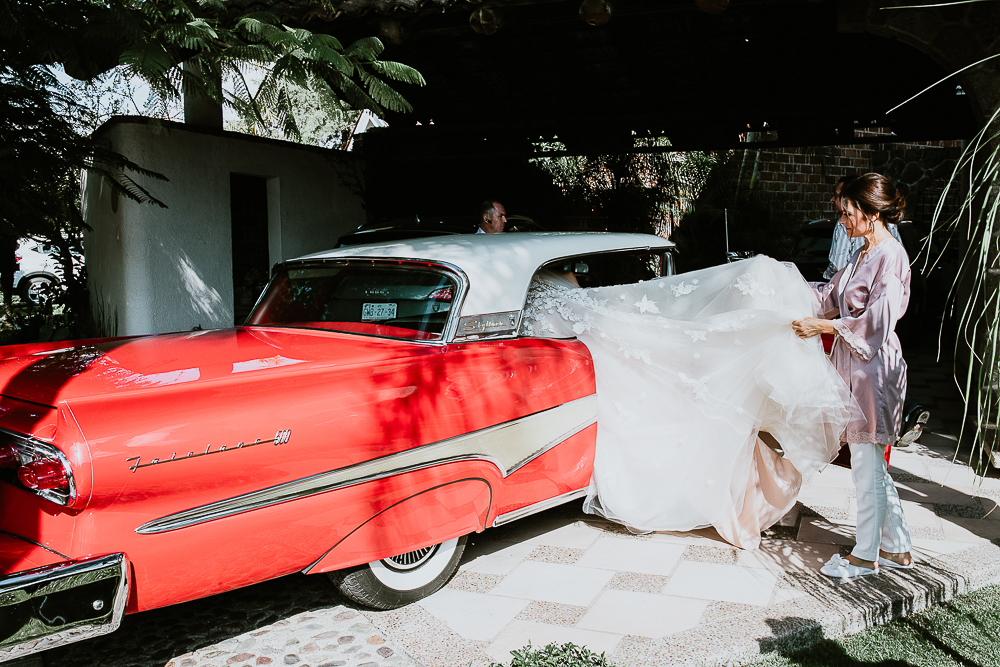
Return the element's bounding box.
[839,173,906,226]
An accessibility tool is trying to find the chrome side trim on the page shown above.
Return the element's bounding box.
[506,417,596,476]
[492,487,589,527]
[0,553,129,660]
[136,394,598,535]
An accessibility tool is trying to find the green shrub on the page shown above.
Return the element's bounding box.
[490,642,615,667]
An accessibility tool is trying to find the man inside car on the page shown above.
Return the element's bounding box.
[477,200,507,234]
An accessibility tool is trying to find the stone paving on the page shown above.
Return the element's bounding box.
[28,350,1000,667]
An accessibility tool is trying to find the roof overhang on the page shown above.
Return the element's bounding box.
[260,0,975,152]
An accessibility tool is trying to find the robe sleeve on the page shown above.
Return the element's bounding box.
[831,257,909,362]
[808,267,843,319]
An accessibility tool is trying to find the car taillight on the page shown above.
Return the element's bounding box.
[0,431,75,504]
[18,458,70,491]
[427,287,453,301]
[0,442,19,468]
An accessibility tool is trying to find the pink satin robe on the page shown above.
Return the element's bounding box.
[811,238,911,445]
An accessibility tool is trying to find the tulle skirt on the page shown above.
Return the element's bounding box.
[521,256,856,549]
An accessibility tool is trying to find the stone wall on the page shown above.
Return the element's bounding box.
[747,132,964,225]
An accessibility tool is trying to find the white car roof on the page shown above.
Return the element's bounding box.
[295,232,674,319]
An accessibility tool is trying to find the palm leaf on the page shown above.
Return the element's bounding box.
[358,69,412,113]
[370,60,426,86]
[345,36,384,61]
[309,33,344,52]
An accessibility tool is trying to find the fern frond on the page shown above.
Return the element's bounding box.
[224,44,274,64]
[345,36,384,61]
[359,70,412,113]
[370,60,426,86]
[119,43,174,79]
[305,45,352,74]
[308,33,344,52]
[328,73,381,114]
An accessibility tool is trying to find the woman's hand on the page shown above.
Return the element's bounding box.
[792,317,835,339]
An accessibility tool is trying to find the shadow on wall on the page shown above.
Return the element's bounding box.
[148,241,231,332]
[176,251,227,324]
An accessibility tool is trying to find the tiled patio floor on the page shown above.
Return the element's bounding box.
[359,352,1000,666]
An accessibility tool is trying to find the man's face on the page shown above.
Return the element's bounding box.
[830,183,844,217]
[482,202,507,233]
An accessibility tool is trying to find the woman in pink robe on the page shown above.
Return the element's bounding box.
[793,173,914,578]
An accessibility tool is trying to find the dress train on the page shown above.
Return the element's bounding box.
[521,256,856,549]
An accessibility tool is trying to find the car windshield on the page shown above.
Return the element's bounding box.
[247,263,457,341]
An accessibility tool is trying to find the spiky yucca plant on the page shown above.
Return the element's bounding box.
[883,1,1000,470]
[922,106,1000,469]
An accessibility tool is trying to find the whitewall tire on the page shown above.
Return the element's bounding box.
[328,535,467,609]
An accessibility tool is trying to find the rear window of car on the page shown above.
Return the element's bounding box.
[247,263,457,341]
[543,249,673,288]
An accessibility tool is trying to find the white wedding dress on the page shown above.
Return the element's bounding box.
[521,255,856,549]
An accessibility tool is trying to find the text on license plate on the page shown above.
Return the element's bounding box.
[362,302,397,321]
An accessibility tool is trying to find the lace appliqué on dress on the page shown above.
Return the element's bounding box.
[713,313,755,332]
[684,329,708,342]
[735,274,775,297]
[521,279,653,364]
[671,280,699,296]
[678,372,710,401]
[634,295,659,313]
[615,338,652,364]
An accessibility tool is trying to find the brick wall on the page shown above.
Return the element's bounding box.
[749,130,964,225]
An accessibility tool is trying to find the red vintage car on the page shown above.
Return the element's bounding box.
[0,232,673,659]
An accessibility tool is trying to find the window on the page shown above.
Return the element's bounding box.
[247,262,457,341]
[542,249,673,289]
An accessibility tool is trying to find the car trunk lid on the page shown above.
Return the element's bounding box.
[0,327,439,408]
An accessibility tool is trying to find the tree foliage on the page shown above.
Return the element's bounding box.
[531,138,717,236]
[0,0,424,338]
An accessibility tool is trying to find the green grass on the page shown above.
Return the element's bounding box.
[490,586,1000,667]
[754,584,1000,667]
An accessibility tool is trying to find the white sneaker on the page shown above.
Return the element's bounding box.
[878,556,915,570]
[820,554,879,579]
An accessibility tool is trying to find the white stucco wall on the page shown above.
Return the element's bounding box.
[83,119,365,336]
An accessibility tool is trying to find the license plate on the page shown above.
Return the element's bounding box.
[362,302,397,321]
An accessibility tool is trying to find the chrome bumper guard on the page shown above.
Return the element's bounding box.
[0,553,129,660]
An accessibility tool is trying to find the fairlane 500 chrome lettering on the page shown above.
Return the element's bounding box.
[126,429,291,472]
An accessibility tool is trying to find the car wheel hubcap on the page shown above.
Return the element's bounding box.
[382,544,439,572]
[368,537,461,591]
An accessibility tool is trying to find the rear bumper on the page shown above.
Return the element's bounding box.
[0,553,129,661]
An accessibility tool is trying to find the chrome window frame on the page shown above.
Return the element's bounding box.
[244,258,470,346]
